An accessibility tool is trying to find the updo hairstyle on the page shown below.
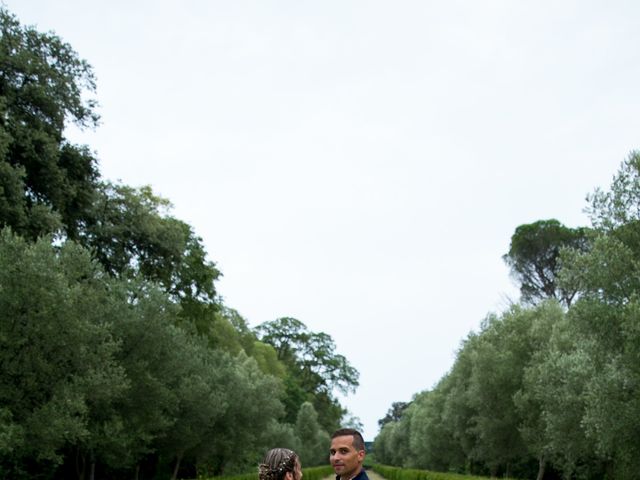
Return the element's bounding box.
[258,448,298,480]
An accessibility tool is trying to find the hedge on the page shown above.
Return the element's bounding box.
[199,465,334,480]
[370,464,518,480]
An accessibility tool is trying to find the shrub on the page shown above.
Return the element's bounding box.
[199,465,335,480]
[371,464,518,480]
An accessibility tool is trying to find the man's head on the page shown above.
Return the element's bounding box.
[330,428,365,480]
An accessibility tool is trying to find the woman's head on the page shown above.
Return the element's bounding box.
[259,448,302,480]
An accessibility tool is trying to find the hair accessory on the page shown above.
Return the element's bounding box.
[258,450,296,480]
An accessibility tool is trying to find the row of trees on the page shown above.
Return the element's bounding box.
[374,154,640,480]
[0,8,358,479]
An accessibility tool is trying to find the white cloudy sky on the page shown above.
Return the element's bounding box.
[9,1,640,439]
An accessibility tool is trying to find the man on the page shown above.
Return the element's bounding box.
[330,428,368,480]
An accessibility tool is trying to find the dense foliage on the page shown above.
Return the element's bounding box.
[374,153,640,480]
[0,9,359,479]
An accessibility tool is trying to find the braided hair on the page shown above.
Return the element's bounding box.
[258,448,299,480]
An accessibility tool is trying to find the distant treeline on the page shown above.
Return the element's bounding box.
[374,155,640,480]
[0,8,360,480]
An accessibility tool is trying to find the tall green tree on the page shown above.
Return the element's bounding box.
[0,6,224,335]
[102,286,201,479]
[550,154,640,478]
[378,401,411,429]
[78,182,222,336]
[193,354,285,476]
[0,8,366,479]
[441,333,481,472]
[256,317,359,431]
[408,386,465,472]
[256,318,359,395]
[295,402,330,467]
[587,151,640,231]
[504,219,589,306]
[0,8,100,240]
[0,231,127,478]
[372,422,399,466]
[511,302,565,480]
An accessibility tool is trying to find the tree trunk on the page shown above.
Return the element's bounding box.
[76,448,86,480]
[171,452,184,480]
[134,464,140,480]
[536,455,546,480]
[89,461,96,480]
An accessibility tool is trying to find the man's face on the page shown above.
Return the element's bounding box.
[330,435,364,479]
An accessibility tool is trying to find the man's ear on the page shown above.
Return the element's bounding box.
[357,449,365,462]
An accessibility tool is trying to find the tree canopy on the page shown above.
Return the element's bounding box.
[0,8,359,479]
[0,8,100,240]
[256,317,359,432]
[504,219,589,306]
[375,152,640,480]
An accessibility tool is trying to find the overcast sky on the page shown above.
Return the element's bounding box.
[9,1,640,440]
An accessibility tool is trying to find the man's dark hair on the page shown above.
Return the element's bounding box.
[331,428,365,451]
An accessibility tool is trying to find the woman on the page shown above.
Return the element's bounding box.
[259,448,303,480]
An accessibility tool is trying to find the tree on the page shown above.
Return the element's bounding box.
[519,302,604,478]
[577,154,640,477]
[0,231,127,478]
[585,151,640,262]
[255,317,309,363]
[460,311,527,477]
[440,333,482,474]
[0,8,100,240]
[587,150,640,231]
[408,387,465,472]
[384,412,413,467]
[0,8,366,477]
[256,318,359,395]
[295,402,330,467]
[0,7,225,340]
[250,341,287,378]
[193,353,285,476]
[102,286,200,479]
[255,318,359,431]
[372,422,399,466]
[78,182,222,336]
[341,411,364,433]
[156,342,231,480]
[552,173,640,478]
[378,401,411,429]
[522,153,640,479]
[511,303,565,480]
[504,219,589,306]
